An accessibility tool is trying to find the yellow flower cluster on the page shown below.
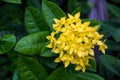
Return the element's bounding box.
[46,13,107,72]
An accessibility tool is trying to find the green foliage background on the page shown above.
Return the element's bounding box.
[0,0,120,80]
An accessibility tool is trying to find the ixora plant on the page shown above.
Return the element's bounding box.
[1,0,120,80]
[47,12,107,72]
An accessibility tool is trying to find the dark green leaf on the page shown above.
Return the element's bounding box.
[26,0,41,10]
[25,7,49,34]
[98,62,115,80]
[40,50,57,57]
[46,67,69,80]
[0,56,8,65]
[106,40,120,51]
[80,1,91,18]
[39,57,57,69]
[7,50,18,63]
[100,55,120,77]
[40,42,57,57]
[107,3,120,18]
[82,19,101,27]
[18,55,48,80]
[42,1,66,30]
[112,28,120,41]
[2,0,21,4]
[9,62,17,73]
[68,0,79,13]
[0,34,16,54]
[72,7,81,15]
[1,4,24,19]
[14,31,49,56]
[101,21,120,41]
[86,59,96,72]
[101,21,118,33]
[44,58,57,69]
[75,72,104,80]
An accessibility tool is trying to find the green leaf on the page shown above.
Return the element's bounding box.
[112,28,120,41]
[68,0,79,13]
[72,7,81,15]
[86,59,96,72]
[9,62,18,73]
[14,31,49,56]
[1,4,24,19]
[106,40,120,51]
[42,1,66,30]
[2,0,21,4]
[0,34,16,54]
[100,55,120,77]
[98,62,115,80]
[82,19,101,28]
[39,57,57,69]
[25,7,49,34]
[44,58,57,69]
[75,72,104,80]
[40,50,57,57]
[46,67,69,80]
[40,42,57,57]
[18,55,48,80]
[107,3,120,18]
[101,21,120,41]
[7,50,18,63]
[26,0,41,10]
[101,21,118,33]
[0,56,8,65]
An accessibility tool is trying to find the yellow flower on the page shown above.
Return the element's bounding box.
[46,12,107,72]
[46,32,56,48]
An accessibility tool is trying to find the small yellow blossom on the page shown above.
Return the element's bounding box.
[46,12,107,72]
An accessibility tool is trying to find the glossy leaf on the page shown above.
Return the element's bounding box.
[25,7,48,34]
[46,67,69,80]
[100,55,120,77]
[42,1,66,30]
[17,55,48,80]
[2,0,21,4]
[0,34,16,54]
[75,72,104,80]
[14,31,49,56]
